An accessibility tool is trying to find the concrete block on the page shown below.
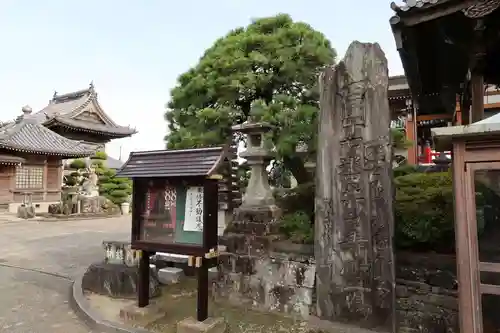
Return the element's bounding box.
[158,267,184,284]
[177,317,226,333]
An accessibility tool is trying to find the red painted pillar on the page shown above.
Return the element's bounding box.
[424,142,432,164]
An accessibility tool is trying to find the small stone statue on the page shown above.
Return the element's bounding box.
[82,166,99,196]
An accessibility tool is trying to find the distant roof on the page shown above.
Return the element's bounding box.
[106,155,124,170]
[28,83,136,138]
[0,154,25,165]
[117,147,226,178]
[432,113,500,149]
[0,114,95,157]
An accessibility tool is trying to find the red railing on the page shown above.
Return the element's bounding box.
[418,144,452,164]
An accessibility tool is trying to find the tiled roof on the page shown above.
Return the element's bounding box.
[390,0,500,18]
[28,84,136,137]
[0,154,25,165]
[390,0,443,13]
[117,147,226,178]
[0,117,96,157]
[44,116,137,136]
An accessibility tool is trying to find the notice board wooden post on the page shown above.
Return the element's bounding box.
[138,251,150,308]
[197,177,218,321]
[117,147,227,320]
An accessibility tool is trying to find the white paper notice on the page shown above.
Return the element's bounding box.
[183,186,204,232]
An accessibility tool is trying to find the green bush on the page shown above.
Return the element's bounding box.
[110,189,128,198]
[394,171,454,251]
[393,164,418,178]
[116,182,131,189]
[70,159,86,170]
[100,183,119,191]
[92,151,107,160]
[274,182,314,219]
[279,211,314,244]
[274,168,494,253]
[90,159,105,168]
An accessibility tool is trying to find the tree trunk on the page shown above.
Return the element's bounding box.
[284,155,311,185]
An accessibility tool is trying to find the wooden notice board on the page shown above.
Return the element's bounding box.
[141,182,204,246]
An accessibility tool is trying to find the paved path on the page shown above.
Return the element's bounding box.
[0,216,130,332]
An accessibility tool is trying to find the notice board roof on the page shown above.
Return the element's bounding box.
[116,146,226,178]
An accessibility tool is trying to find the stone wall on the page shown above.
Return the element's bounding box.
[395,251,458,333]
[216,236,315,318]
[216,237,459,331]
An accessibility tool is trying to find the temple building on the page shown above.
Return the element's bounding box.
[0,83,136,213]
[28,82,136,149]
[389,75,500,164]
[389,0,500,166]
[0,106,95,213]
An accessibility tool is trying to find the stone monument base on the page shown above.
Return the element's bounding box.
[177,317,226,333]
[82,262,161,299]
[226,205,281,235]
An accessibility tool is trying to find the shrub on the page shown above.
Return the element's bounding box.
[116,182,131,189]
[393,164,418,178]
[394,171,454,251]
[70,159,86,170]
[90,159,105,168]
[274,182,314,219]
[279,211,314,244]
[110,189,128,198]
[92,151,107,160]
[100,183,119,191]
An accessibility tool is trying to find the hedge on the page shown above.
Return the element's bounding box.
[394,170,454,251]
[274,168,479,253]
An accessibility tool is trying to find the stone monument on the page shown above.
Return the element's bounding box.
[315,41,396,331]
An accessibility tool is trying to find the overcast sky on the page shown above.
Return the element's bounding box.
[0,0,403,160]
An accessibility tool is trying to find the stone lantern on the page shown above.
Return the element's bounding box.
[231,121,276,208]
[296,142,316,177]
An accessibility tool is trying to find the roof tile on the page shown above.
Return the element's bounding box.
[391,0,441,12]
[117,147,226,178]
[0,154,25,165]
[0,117,95,157]
[28,85,136,137]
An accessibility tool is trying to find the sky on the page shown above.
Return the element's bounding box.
[0,0,403,160]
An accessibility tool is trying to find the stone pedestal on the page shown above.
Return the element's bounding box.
[177,317,226,333]
[119,302,166,322]
[158,267,184,284]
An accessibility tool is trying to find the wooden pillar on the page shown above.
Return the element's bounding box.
[405,101,417,165]
[316,41,395,331]
[471,73,484,123]
[455,95,462,125]
[43,157,48,201]
[137,250,150,308]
